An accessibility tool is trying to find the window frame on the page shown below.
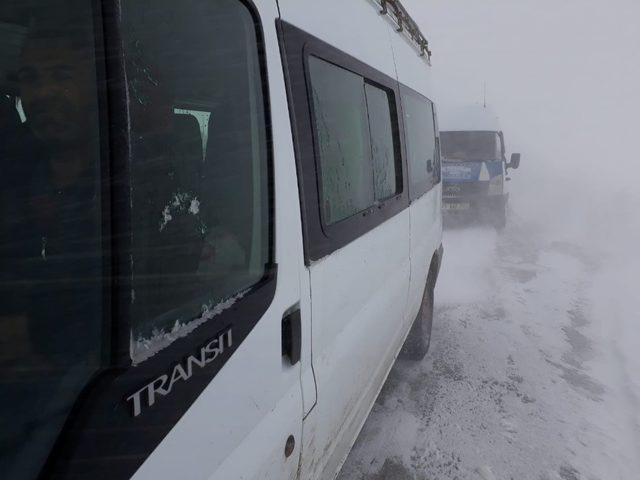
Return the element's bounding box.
[307,55,403,227]
[433,103,442,186]
[278,20,409,263]
[38,2,277,479]
[399,85,439,201]
[364,81,404,203]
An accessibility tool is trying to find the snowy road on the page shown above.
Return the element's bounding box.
[338,218,640,480]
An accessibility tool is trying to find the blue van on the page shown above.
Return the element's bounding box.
[440,106,521,228]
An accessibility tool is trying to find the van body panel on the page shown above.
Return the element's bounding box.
[276,2,422,479]
[407,188,442,322]
[387,23,442,326]
[301,213,411,480]
[276,0,399,81]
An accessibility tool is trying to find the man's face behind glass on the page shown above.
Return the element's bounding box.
[17,36,94,148]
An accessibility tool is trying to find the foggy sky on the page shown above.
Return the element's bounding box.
[404,0,640,242]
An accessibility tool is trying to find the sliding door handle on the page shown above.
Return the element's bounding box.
[282,308,301,365]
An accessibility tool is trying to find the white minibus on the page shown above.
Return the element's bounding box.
[0,0,443,478]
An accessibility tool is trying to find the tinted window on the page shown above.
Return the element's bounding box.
[366,83,401,200]
[402,90,437,199]
[0,2,105,478]
[122,0,270,357]
[440,131,502,162]
[308,57,401,225]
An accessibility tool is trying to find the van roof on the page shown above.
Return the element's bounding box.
[439,104,501,132]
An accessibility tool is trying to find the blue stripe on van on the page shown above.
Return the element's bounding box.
[442,160,503,183]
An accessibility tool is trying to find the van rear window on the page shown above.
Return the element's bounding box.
[401,89,438,199]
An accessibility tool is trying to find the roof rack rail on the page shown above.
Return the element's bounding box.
[371,0,432,64]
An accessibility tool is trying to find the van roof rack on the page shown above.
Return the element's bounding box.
[371,0,432,64]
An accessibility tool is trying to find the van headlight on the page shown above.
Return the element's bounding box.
[488,175,503,195]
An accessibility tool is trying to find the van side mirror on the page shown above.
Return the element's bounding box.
[508,153,521,169]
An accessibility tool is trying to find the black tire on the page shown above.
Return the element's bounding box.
[400,281,434,361]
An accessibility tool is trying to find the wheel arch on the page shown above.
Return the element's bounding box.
[427,243,444,291]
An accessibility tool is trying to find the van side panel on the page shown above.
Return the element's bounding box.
[277,0,399,79]
[389,28,443,325]
[304,216,411,479]
[277,2,414,479]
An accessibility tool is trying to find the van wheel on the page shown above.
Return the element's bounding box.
[400,282,434,361]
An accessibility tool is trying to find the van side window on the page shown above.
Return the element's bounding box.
[308,57,372,225]
[0,3,105,478]
[366,83,402,201]
[122,0,271,358]
[308,56,401,225]
[402,90,437,199]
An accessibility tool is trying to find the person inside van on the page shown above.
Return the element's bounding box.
[0,24,102,368]
[0,18,104,478]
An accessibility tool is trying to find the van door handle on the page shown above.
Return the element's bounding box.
[282,308,301,365]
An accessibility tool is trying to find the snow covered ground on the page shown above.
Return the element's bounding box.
[338,212,640,480]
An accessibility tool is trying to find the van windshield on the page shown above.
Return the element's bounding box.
[441,131,502,162]
[0,2,104,479]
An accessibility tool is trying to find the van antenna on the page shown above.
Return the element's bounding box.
[483,82,487,108]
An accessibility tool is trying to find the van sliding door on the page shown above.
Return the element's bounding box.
[277,6,412,477]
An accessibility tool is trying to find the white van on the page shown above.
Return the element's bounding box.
[0,1,443,479]
[440,105,521,228]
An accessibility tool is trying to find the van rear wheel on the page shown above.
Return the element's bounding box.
[400,281,434,361]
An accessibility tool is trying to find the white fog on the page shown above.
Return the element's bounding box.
[2,1,638,479]
[340,1,640,478]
